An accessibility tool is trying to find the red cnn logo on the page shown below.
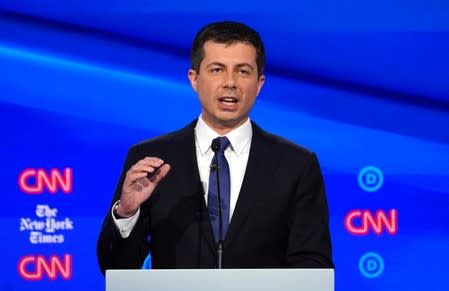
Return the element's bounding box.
[344,209,398,235]
[18,168,73,194]
[17,254,72,280]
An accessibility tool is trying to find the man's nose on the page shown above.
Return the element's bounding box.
[223,71,237,89]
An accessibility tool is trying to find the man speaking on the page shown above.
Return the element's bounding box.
[97,21,334,273]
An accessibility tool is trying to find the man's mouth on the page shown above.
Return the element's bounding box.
[218,97,238,104]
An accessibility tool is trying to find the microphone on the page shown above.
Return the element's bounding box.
[211,138,220,172]
[211,138,221,152]
[211,137,224,269]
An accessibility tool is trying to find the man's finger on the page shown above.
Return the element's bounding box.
[124,171,149,187]
[143,157,164,164]
[149,163,171,183]
[129,163,164,175]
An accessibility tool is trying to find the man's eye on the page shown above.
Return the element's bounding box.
[211,68,222,73]
[239,70,250,75]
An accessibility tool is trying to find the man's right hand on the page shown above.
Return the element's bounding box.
[115,157,171,217]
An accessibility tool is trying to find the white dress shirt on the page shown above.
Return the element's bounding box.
[113,115,252,238]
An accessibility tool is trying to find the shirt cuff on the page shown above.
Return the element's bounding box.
[111,200,140,239]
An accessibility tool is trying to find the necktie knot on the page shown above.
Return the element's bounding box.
[211,136,230,154]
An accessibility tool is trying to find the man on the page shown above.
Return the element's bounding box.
[97,21,333,274]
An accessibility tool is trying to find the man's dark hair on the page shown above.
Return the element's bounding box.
[190,21,265,76]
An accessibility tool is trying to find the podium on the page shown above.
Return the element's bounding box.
[106,269,334,291]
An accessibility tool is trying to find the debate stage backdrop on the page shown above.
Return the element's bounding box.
[1,1,449,290]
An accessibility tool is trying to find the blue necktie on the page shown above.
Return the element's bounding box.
[208,136,231,242]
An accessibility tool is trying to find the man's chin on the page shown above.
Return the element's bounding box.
[216,116,248,128]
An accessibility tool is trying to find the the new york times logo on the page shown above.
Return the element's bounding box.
[20,204,74,244]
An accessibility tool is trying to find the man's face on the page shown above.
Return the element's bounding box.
[188,40,265,133]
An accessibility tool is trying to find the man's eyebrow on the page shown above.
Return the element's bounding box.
[235,63,255,70]
[206,62,255,70]
[206,62,226,68]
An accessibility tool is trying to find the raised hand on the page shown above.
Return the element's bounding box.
[115,157,171,217]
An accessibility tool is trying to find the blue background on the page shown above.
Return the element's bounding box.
[1,1,449,290]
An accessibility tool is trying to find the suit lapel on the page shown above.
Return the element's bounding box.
[168,120,216,253]
[224,122,280,248]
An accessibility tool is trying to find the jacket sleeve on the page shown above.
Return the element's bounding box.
[96,145,151,275]
[286,152,334,268]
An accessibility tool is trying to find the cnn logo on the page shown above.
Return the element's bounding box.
[344,209,398,235]
[18,168,73,194]
[18,254,72,280]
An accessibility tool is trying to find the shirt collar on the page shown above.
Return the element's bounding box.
[195,115,253,157]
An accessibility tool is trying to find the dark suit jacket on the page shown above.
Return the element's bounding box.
[97,120,333,274]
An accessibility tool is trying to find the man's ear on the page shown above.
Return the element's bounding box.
[188,69,199,92]
[256,74,265,96]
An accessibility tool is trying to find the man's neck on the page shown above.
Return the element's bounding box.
[201,116,249,136]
